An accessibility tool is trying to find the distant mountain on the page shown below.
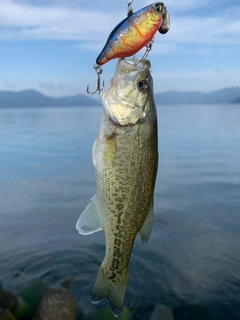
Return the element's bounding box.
[0,89,101,108]
[1,87,240,108]
[154,87,240,105]
[232,97,240,103]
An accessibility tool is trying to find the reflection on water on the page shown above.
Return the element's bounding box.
[0,105,240,319]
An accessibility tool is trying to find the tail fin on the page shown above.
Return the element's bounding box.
[91,266,128,317]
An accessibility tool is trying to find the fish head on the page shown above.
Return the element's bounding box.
[101,59,154,126]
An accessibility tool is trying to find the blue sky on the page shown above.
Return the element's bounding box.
[0,0,239,97]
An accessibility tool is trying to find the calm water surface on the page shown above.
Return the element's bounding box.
[0,105,240,319]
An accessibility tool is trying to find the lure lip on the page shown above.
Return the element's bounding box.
[159,7,170,34]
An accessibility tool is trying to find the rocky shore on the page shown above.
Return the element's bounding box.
[0,281,216,319]
[0,280,175,320]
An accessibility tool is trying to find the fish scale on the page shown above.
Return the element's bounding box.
[96,120,157,273]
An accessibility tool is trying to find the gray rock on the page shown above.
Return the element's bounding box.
[87,306,132,320]
[150,305,174,320]
[60,277,75,289]
[172,305,214,320]
[0,290,19,315]
[0,288,33,320]
[17,280,47,320]
[34,289,76,320]
[0,308,15,320]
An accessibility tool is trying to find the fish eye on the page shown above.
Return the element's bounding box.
[137,80,148,92]
[155,3,163,12]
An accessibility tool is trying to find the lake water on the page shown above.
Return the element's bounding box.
[0,105,240,319]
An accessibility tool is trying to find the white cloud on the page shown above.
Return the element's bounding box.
[0,0,121,40]
[152,68,240,92]
[5,67,239,96]
[165,16,240,46]
[0,0,239,47]
[142,0,211,12]
[38,81,83,97]
[4,80,18,89]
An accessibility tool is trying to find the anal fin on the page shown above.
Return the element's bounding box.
[92,137,98,167]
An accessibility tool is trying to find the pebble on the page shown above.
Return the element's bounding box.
[0,290,19,316]
[60,277,75,289]
[172,305,214,320]
[17,280,47,320]
[88,306,132,320]
[150,305,174,320]
[0,308,15,320]
[33,289,76,320]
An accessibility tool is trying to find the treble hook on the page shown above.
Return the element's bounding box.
[126,0,134,16]
[134,37,155,65]
[142,37,155,60]
[133,38,155,66]
[87,63,105,95]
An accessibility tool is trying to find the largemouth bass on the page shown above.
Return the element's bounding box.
[76,58,158,317]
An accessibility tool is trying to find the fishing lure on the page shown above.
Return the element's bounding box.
[87,1,170,94]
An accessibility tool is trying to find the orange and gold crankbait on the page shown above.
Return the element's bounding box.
[87,2,170,94]
[97,2,168,66]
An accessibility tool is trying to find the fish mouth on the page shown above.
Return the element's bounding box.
[108,116,126,128]
[101,82,138,127]
[103,90,136,127]
[116,58,151,73]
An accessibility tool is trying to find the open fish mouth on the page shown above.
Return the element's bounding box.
[102,90,137,126]
[116,58,151,73]
[108,115,126,128]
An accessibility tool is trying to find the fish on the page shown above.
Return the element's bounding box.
[96,2,168,66]
[76,58,158,317]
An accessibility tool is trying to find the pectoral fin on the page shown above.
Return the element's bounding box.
[92,137,98,167]
[76,195,103,235]
[139,200,154,243]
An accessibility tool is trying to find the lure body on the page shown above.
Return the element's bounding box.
[96,2,166,66]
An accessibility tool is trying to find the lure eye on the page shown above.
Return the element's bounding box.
[155,2,163,12]
[138,80,148,92]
